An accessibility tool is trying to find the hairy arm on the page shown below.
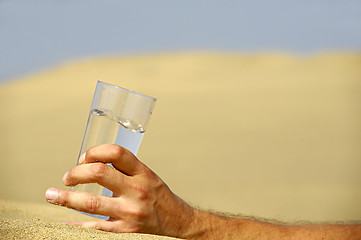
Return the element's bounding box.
[45,144,361,239]
[185,210,361,239]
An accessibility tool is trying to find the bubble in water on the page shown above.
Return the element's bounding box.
[92,108,105,116]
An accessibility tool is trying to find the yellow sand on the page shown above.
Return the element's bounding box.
[0,52,360,238]
[0,199,178,239]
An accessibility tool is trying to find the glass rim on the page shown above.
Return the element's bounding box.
[97,80,157,101]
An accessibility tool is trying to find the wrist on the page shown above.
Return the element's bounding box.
[177,209,281,240]
[180,208,245,240]
[180,208,209,239]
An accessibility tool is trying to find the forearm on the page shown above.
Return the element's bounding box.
[181,209,361,240]
[287,223,361,240]
[182,210,288,239]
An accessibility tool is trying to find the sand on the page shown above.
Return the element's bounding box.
[0,199,179,239]
[0,52,360,238]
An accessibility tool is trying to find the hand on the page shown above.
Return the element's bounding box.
[45,144,195,237]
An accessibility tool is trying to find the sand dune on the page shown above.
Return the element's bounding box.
[0,52,360,238]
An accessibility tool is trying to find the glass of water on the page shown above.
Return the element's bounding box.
[71,81,156,219]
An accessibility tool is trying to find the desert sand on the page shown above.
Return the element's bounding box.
[0,199,178,239]
[0,52,360,239]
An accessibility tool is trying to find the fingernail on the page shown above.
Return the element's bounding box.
[62,171,68,183]
[45,189,59,203]
[78,153,86,164]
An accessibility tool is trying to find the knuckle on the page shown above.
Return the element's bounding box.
[57,190,69,206]
[86,195,100,213]
[145,168,159,182]
[92,222,102,230]
[110,145,126,159]
[128,206,147,222]
[142,167,153,177]
[136,186,151,200]
[90,163,107,179]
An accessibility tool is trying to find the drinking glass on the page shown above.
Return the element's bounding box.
[71,81,156,219]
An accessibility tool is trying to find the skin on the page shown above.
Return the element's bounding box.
[45,144,361,239]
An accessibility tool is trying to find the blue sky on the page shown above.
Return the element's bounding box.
[1,0,360,83]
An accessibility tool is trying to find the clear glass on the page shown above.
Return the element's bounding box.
[71,81,156,219]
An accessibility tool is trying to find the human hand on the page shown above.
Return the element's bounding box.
[45,144,195,238]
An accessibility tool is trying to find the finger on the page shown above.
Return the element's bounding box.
[63,221,117,232]
[63,163,126,195]
[45,188,121,219]
[82,144,145,176]
[64,221,133,233]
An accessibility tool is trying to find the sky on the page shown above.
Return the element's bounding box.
[1,0,361,83]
